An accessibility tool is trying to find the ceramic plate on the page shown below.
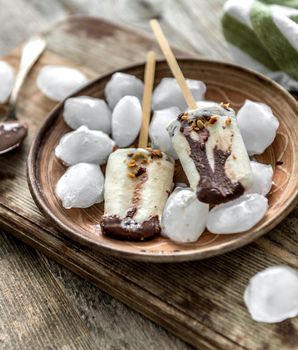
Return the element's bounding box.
[27,59,298,262]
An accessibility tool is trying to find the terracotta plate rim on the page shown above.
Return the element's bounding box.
[27,58,298,262]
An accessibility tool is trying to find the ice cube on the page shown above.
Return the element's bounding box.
[55,125,115,165]
[207,193,268,234]
[105,72,144,109]
[63,96,111,133]
[37,65,88,101]
[0,61,14,103]
[195,100,218,109]
[175,182,188,188]
[246,161,273,196]
[244,265,298,323]
[152,78,206,111]
[149,107,180,159]
[161,187,209,243]
[56,163,104,208]
[112,96,142,147]
[237,100,279,155]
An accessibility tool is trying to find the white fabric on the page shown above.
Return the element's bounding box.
[224,0,254,28]
[271,4,298,17]
[227,43,271,74]
[224,1,298,91]
[273,11,298,52]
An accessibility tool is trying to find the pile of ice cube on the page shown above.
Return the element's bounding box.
[54,71,208,209]
[54,72,146,208]
[52,69,278,241]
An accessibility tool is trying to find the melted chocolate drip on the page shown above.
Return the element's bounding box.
[0,122,28,154]
[181,118,244,204]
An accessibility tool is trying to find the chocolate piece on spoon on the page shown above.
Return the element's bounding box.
[0,36,45,155]
[0,122,28,154]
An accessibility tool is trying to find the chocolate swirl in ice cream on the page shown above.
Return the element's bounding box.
[178,113,244,204]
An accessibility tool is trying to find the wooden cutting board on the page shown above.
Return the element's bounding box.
[0,16,297,350]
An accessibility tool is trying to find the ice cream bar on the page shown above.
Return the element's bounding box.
[100,148,174,240]
[167,103,252,204]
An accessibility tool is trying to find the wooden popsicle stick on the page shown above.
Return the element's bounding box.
[138,50,156,149]
[150,19,197,110]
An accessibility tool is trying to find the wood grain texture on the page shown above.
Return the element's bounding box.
[0,0,230,59]
[0,233,96,350]
[0,2,297,350]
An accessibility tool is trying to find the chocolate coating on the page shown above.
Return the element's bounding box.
[180,117,244,204]
[0,122,28,154]
[100,214,160,241]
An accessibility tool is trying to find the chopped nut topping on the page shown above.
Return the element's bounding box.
[152,149,161,155]
[225,117,232,126]
[127,160,137,167]
[132,151,147,161]
[209,116,218,124]
[181,114,188,121]
[220,102,230,109]
[126,147,165,178]
[232,155,237,160]
[151,149,162,158]
[126,149,157,178]
[196,119,204,129]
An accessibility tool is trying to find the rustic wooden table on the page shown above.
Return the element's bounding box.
[0,2,227,349]
[1,1,296,350]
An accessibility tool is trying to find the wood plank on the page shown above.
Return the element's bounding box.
[1,201,297,350]
[0,12,297,350]
[0,232,96,350]
[45,254,190,350]
[0,0,230,60]
[0,225,189,350]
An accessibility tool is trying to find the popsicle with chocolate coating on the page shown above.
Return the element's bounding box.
[100,51,175,240]
[167,103,252,204]
[100,147,174,240]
